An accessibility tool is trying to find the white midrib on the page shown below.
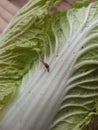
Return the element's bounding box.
[0,3,97,130]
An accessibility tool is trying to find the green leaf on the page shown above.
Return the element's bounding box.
[0,0,98,130]
[50,2,98,130]
[0,0,61,114]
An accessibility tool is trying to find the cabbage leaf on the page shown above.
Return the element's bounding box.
[0,0,98,130]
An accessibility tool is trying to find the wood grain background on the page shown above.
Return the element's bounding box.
[8,0,29,8]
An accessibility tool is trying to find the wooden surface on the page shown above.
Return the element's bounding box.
[0,0,19,34]
[8,0,29,8]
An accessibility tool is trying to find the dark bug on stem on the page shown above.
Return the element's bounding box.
[42,60,49,72]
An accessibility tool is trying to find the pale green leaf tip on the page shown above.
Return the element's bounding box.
[73,0,90,8]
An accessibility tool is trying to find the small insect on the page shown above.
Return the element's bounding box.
[42,60,49,72]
